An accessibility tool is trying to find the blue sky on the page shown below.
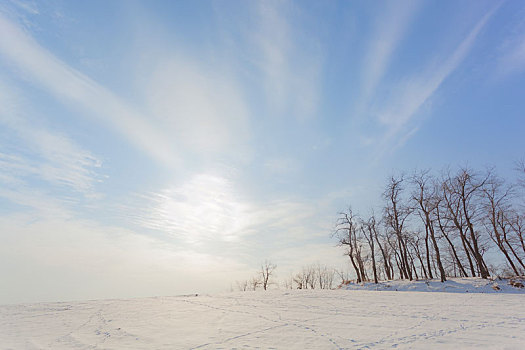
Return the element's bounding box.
[0,0,524,303]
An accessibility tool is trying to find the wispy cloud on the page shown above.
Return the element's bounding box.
[0,12,179,168]
[7,0,39,15]
[125,171,337,254]
[129,173,252,245]
[252,0,322,120]
[497,31,525,78]
[145,55,251,157]
[360,0,420,106]
[374,4,500,155]
[0,80,101,195]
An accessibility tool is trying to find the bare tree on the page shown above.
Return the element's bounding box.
[249,276,261,291]
[482,174,524,275]
[314,263,336,289]
[293,271,306,289]
[237,280,249,291]
[260,260,277,290]
[435,198,468,277]
[383,175,414,280]
[362,214,379,283]
[333,208,364,282]
[282,273,295,290]
[336,269,350,287]
[411,170,446,282]
[509,213,525,257]
[442,169,478,277]
[372,220,393,280]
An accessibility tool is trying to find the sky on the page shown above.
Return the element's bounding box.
[0,0,524,304]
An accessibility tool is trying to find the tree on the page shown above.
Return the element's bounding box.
[249,276,261,291]
[333,208,366,282]
[442,169,478,277]
[411,170,446,282]
[260,260,277,290]
[236,279,249,291]
[482,174,524,275]
[383,175,414,280]
[362,214,379,283]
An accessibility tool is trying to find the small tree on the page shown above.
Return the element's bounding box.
[249,276,261,291]
[237,280,249,291]
[260,260,277,290]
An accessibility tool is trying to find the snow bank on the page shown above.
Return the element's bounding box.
[342,277,525,294]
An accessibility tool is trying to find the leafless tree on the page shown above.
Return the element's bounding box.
[482,174,524,275]
[383,175,414,280]
[249,276,261,291]
[411,170,446,282]
[362,214,379,283]
[282,273,295,290]
[441,169,479,277]
[329,163,525,286]
[336,269,350,287]
[333,208,364,282]
[237,280,249,291]
[435,198,468,277]
[509,213,525,257]
[260,260,277,290]
[452,168,491,278]
[293,270,306,289]
[314,263,336,289]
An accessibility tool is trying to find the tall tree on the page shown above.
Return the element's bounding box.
[411,170,446,282]
[333,209,363,282]
[383,175,414,280]
[362,215,379,283]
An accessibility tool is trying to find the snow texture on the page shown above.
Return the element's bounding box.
[343,277,525,294]
[1,283,524,349]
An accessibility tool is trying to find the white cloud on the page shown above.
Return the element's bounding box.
[374,5,499,154]
[361,0,420,104]
[0,13,180,168]
[130,173,252,245]
[124,171,338,256]
[145,56,251,157]
[252,0,322,120]
[0,81,101,194]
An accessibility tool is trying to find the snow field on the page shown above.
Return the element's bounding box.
[1,289,524,349]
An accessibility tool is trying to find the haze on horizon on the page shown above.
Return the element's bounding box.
[0,0,524,304]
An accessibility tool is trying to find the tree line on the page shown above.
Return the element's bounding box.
[233,163,525,291]
[333,164,525,283]
[235,261,342,291]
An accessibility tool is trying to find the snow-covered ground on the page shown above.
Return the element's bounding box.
[1,284,525,349]
[343,277,525,294]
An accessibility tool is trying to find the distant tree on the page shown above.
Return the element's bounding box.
[237,280,249,291]
[315,263,336,289]
[293,271,306,289]
[282,273,295,290]
[260,260,277,290]
[250,276,261,291]
[336,269,350,286]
